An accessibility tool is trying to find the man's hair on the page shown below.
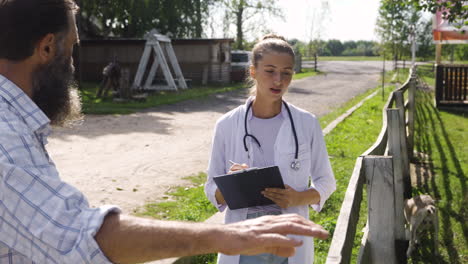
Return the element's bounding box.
[0,0,78,61]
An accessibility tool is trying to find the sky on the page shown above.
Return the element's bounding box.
[207,0,382,42]
[272,0,381,42]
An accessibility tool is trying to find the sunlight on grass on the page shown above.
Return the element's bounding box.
[407,68,467,264]
[79,82,246,115]
[131,68,468,264]
[303,56,383,61]
[293,68,320,80]
[135,81,398,264]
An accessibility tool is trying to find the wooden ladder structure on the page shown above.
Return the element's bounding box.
[132,29,187,91]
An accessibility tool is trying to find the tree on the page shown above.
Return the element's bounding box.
[416,18,435,60]
[404,0,467,24]
[221,0,283,50]
[306,0,330,58]
[77,0,216,38]
[376,0,420,64]
[326,39,344,56]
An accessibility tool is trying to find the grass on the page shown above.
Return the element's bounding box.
[79,67,317,115]
[136,71,405,263]
[406,68,467,264]
[136,173,219,263]
[79,82,246,115]
[312,83,397,263]
[303,56,383,61]
[319,68,409,129]
[133,67,467,263]
[293,68,320,80]
[136,173,217,222]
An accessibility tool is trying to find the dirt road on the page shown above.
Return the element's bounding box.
[47,61,389,212]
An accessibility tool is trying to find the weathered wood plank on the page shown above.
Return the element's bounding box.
[326,157,366,264]
[386,109,406,241]
[133,45,152,89]
[144,59,160,88]
[364,156,396,264]
[165,43,188,89]
[152,42,177,90]
[357,223,370,264]
[394,91,411,199]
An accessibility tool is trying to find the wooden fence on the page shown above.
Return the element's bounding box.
[326,67,418,264]
[435,64,468,107]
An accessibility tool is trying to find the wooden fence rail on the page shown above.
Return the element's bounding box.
[326,67,418,264]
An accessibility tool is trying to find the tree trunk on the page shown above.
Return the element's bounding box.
[195,0,202,38]
[236,6,244,50]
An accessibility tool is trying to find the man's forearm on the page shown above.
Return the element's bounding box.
[95,212,329,264]
[95,213,222,264]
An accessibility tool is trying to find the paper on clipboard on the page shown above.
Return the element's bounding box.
[213,166,285,210]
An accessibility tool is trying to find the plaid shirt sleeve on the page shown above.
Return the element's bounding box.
[0,101,120,263]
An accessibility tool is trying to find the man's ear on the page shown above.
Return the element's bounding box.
[249,65,256,79]
[36,33,56,63]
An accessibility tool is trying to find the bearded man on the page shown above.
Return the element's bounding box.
[0,1,328,263]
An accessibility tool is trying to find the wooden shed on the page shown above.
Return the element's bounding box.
[74,38,234,85]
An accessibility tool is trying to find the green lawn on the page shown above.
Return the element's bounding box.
[407,68,467,264]
[79,82,246,115]
[79,69,319,115]
[135,76,401,263]
[293,68,320,80]
[312,82,398,263]
[303,56,383,61]
[128,66,468,263]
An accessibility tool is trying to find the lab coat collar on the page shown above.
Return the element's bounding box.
[243,96,290,121]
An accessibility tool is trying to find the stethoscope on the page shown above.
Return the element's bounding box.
[243,100,300,171]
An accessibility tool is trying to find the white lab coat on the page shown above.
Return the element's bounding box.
[205,97,336,264]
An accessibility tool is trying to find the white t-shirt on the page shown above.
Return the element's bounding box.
[248,113,284,214]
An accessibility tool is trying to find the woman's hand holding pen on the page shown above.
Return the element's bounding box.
[262,185,321,209]
[215,160,249,206]
[228,160,248,173]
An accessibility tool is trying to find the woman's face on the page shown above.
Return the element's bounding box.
[250,51,294,101]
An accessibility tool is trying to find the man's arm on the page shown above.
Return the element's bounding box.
[95,213,328,264]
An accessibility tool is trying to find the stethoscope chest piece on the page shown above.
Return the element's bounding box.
[291,159,300,171]
[244,100,301,172]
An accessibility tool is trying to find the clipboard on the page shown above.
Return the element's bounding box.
[213,166,285,210]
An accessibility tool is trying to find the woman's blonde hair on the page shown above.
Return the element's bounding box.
[247,34,295,95]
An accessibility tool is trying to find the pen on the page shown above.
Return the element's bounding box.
[228,160,237,165]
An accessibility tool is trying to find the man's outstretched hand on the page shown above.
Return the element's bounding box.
[218,213,328,257]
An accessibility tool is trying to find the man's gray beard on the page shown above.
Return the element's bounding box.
[32,51,83,127]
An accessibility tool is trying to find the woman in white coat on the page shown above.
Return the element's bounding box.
[205,34,336,264]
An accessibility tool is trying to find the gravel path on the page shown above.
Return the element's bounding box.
[47,60,391,213]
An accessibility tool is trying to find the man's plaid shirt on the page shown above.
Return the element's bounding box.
[0,74,119,264]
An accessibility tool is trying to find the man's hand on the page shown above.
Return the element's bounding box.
[218,214,328,257]
[262,185,321,209]
[95,213,328,263]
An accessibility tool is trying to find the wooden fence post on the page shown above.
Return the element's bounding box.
[407,76,416,160]
[387,109,409,263]
[394,91,411,199]
[435,65,443,107]
[364,156,396,264]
